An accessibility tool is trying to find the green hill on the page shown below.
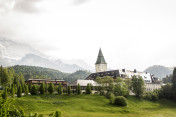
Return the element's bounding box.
[11,94,176,117]
[8,65,91,82]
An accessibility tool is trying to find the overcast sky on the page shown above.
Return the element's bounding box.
[0,0,176,71]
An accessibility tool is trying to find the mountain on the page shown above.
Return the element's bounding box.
[9,65,91,83]
[144,65,173,79]
[0,37,92,73]
[0,37,45,60]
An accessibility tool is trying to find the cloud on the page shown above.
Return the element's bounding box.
[72,0,89,5]
[0,0,42,13]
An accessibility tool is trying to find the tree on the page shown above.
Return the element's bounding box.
[77,83,81,95]
[45,83,48,94]
[114,79,128,97]
[48,83,54,94]
[0,68,10,88]
[86,83,92,94]
[39,83,45,94]
[67,86,71,95]
[11,84,15,97]
[17,85,22,97]
[131,75,145,97]
[2,86,7,99]
[109,92,115,104]
[31,85,37,95]
[172,67,176,99]
[57,83,63,95]
[25,84,29,95]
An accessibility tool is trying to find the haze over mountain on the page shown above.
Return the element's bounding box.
[144,65,173,79]
[0,37,93,73]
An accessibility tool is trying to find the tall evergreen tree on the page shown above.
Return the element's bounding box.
[11,84,15,97]
[67,86,71,95]
[17,85,22,97]
[25,84,29,95]
[77,83,81,95]
[39,83,45,94]
[31,85,37,95]
[0,68,10,88]
[48,83,54,94]
[172,67,176,99]
[86,83,92,94]
[2,86,7,99]
[58,83,63,95]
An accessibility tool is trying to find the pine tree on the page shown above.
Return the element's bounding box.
[25,85,29,95]
[67,86,71,95]
[172,67,176,99]
[39,83,45,94]
[86,83,92,94]
[31,85,37,95]
[11,84,15,97]
[2,86,7,99]
[58,83,63,95]
[48,83,54,94]
[77,83,81,95]
[45,83,48,93]
[17,84,22,97]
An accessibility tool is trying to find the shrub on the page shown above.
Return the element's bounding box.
[17,85,22,97]
[31,85,37,95]
[109,92,115,104]
[100,90,105,96]
[114,96,127,106]
[54,111,61,117]
[106,91,112,99]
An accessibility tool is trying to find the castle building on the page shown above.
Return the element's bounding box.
[95,48,107,72]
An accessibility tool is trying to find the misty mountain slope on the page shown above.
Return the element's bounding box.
[0,37,93,73]
[144,65,173,79]
[17,54,84,73]
[0,37,46,60]
[8,65,91,82]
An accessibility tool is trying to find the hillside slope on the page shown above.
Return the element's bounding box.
[144,65,173,79]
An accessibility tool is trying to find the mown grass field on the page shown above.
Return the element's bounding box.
[10,94,176,117]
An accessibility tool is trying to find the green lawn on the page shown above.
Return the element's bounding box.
[10,94,176,117]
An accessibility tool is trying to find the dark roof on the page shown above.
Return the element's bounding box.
[95,48,107,64]
[86,70,120,80]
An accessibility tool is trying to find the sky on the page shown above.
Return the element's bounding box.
[0,0,176,71]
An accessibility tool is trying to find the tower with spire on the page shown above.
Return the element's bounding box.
[95,48,107,73]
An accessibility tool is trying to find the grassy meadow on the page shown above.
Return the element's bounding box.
[10,94,176,117]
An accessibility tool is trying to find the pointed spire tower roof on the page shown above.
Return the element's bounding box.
[95,48,107,64]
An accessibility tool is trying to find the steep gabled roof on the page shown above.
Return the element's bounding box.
[95,48,107,64]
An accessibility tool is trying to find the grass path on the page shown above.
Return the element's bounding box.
[10,94,176,117]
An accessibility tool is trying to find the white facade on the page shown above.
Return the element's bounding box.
[145,83,162,92]
[95,64,107,73]
[119,69,152,83]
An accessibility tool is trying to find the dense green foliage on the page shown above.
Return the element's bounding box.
[25,85,29,95]
[58,83,63,95]
[8,65,91,83]
[114,96,127,106]
[86,83,92,94]
[39,83,45,95]
[2,87,7,99]
[31,85,38,95]
[48,83,54,94]
[17,85,22,97]
[77,84,81,95]
[67,86,71,95]
[131,75,145,97]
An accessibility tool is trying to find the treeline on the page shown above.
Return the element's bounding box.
[8,65,91,82]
